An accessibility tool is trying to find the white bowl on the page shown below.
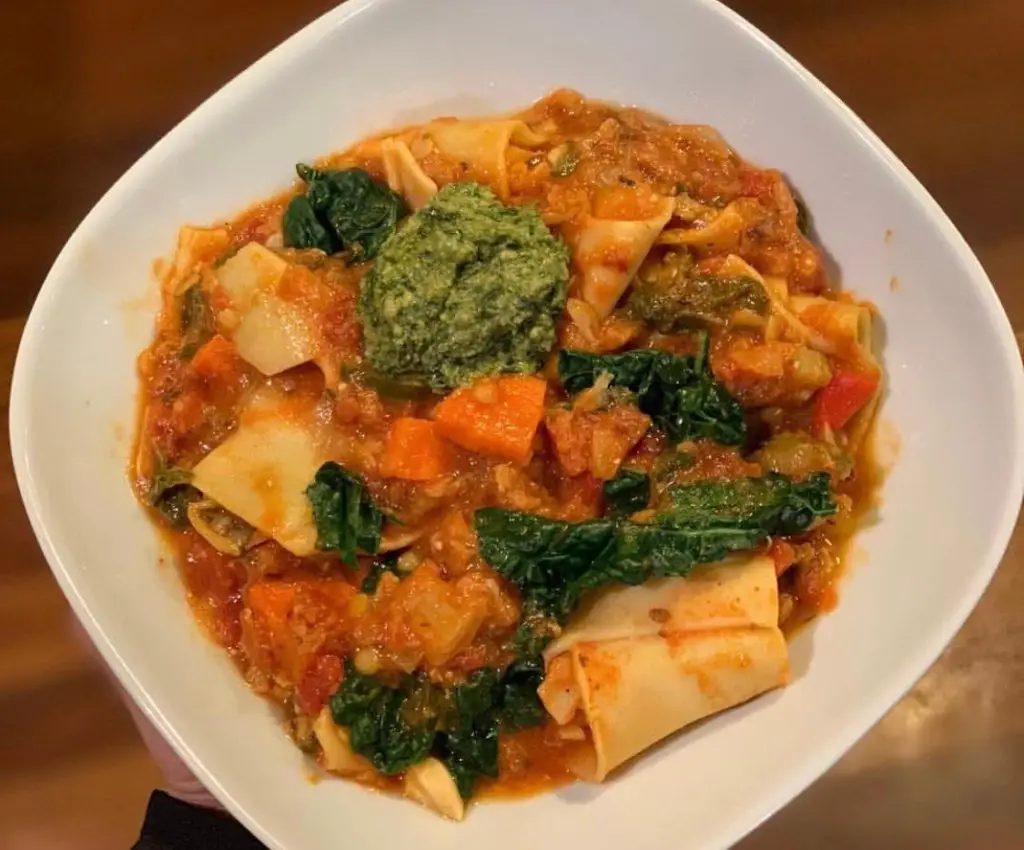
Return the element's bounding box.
[12,0,1024,848]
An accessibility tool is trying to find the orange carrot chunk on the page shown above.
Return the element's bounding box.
[380,417,454,480]
[433,375,547,464]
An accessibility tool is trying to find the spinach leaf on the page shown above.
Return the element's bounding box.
[283,165,406,261]
[147,461,200,528]
[602,468,651,518]
[475,473,835,623]
[558,342,746,446]
[281,194,337,254]
[178,284,213,360]
[306,462,384,566]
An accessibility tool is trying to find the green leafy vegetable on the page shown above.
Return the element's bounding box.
[441,669,502,798]
[361,553,400,594]
[630,250,769,330]
[475,509,618,622]
[281,195,336,254]
[283,165,407,261]
[178,284,213,360]
[551,142,581,177]
[147,460,200,528]
[306,462,384,566]
[329,665,436,775]
[602,468,651,518]
[658,472,836,536]
[475,472,835,623]
[330,658,546,799]
[791,186,813,236]
[558,341,746,445]
[340,364,437,402]
[497,656,547,732]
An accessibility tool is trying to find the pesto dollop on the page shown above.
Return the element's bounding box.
[358,182,569,390]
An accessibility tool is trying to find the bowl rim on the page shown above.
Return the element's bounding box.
[11,0,1024,847]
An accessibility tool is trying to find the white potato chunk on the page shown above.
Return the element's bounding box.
[404,757,466,821]
[215,243,319,376]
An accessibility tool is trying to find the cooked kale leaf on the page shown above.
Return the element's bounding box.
[602,468,651,518]
[178,284,213,360]
[306,462,384,566]
[147,460,200,528]
[658,472,836,536]
[361,553,400,594]
[558,341,746,445]
[329,665,435,775]
[475,472,835,623]
[551,142,581,178]
[330,659,546,799]
[791,185,813,236]
[631,269,770,331]
[283,165,406,261]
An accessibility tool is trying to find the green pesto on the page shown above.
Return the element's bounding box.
[358,182,569,390]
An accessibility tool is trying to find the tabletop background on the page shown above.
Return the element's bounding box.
[1,1,1022,848]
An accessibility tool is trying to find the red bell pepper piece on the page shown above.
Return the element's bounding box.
[813,367,880,434]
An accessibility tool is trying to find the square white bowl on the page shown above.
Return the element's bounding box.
[11,1,1024,848]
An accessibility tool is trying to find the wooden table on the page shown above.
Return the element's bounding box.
[1,2,1021,847]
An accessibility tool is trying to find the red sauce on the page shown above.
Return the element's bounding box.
[134,89,883,802]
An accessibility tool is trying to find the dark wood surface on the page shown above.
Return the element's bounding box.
[1,2,1022,848]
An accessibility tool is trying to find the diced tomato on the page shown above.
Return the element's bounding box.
[813,367,880,435]
[190,334,239,383]
[768,539,797,576]
[297,653,343,715]
[738,167,777,204]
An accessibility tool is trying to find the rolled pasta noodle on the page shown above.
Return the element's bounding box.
[571,198,674,319]
[790,295,873,361]
[541,557,790,781]
[426,119,546,199]
[657,198,764,254]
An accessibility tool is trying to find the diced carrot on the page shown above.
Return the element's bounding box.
[191,334,238,381]
[813,367,880,434]
[380,417,454,480]
[433,375,547,464]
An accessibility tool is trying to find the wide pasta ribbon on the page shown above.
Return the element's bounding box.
[539,555,789,781]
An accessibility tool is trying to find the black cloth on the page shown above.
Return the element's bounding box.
[132,791,265,850]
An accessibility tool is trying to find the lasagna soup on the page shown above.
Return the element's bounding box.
[133,90,882,819]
